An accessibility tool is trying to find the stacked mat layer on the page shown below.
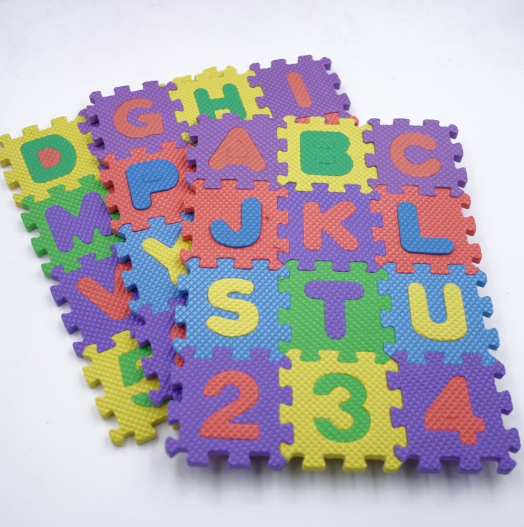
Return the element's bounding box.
[0,56,519,473]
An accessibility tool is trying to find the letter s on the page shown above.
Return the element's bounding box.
[206,278,259,337]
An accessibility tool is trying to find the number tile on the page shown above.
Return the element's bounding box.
[166,347,292,470]
[388,352,520,474]
[279,349,406,472]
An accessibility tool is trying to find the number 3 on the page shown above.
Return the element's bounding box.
[314,373,370,443]
[200,370,260,440]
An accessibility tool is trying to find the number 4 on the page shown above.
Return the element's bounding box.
[425,376,485,444]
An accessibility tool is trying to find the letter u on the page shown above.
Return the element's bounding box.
[408,283,467,341]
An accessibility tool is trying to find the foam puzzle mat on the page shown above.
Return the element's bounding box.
[0,55,520,474]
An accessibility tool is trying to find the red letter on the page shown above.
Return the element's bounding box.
[113,98,164,139]
[390,132,442,178]
[303,201,358,251]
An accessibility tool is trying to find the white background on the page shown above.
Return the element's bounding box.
[0,0,523,525]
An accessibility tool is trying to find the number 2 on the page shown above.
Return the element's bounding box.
[200,370,260,440]
[313,373,370,443]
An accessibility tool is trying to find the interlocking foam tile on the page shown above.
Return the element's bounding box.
[136,298,186,407]
[50,246,143,356]
[296,113,359,125]
[370,185,481,274]
[0,116,100,207]
[83,330,167,446]
[78,82,188,161]
[364,119,467,196]
[21,175,120,277]
[379,264,499,364]
[388,351,520,474]
[101,141,194,233]
[279,260,393,362]
[187,113,286,189]
[116,216,191,314]
[166,347,292,470]
[280,350,406,472]
[174,258,290,360]
[181,180,288,269]
[278,183,385,271]
[277,116,377,192]
[172,66,271,128]
[249,55,350,120]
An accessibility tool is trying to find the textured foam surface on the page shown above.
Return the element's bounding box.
[388,352,520,473]
[248,56,350,120]
[1,116,100,207]
[1,56,516,474]
[172,66,270,127]
[79,81,188,161]
[280,350,406,472]
[166,347,292,469]
[174,258,290,360]
[83,331,167,445]
[187,113,286,189]
[101,141,194,233]
[50,247,143,356]
[364,119,467,196]
[279,260,394,362]
[182,180,288,269]
[370,185,481,273]
[277,116,377,192]
[116,216,191,314]
[21,175,119,277]
[379,264,499,364]
[136,298,186,407]
[278,183,385,271]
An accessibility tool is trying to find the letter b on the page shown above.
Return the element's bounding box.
[300,131,353,176]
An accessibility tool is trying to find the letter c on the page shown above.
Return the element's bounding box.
[390,132,442,178]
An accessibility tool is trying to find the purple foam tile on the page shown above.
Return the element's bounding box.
[364,119,467,196]
[388,352,520,474]
[50,246,143,356]
[249,55,350,119]
[136,297,186,406]
[278,183,385,271]
[186,113,286,190]
[78,81,188,161]
[166,347,292,470]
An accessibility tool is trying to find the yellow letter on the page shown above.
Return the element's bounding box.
[142,236,191,285]
[408,283,467,341]
[206,278,259,337]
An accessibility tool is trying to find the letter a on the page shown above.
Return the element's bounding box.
[209,128,266,171]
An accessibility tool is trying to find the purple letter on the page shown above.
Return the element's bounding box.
[46,192,113,252]
[305,281,364,340]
